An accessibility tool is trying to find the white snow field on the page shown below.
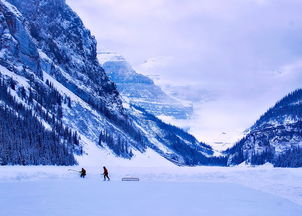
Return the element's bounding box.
[0,166,302,216]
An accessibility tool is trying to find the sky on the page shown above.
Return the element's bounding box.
[67,0,302,147]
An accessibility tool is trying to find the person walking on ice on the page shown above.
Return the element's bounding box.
[102,166,110,181]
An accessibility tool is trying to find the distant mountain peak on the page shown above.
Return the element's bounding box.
[98,52,193,120]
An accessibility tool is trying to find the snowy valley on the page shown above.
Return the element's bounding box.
[1,0,301,168]
[1,0,302,215]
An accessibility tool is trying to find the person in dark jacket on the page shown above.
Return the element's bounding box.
[103,166,110,181]
[80,168,86,178]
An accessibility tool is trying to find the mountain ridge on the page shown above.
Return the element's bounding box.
[0,0,224,166]
[226,89,302,167]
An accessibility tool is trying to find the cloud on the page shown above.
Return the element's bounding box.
[278,59,302,78]
[138,56,174,71]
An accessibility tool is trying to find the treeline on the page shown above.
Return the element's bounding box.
[0,77,76,165]
[274,147,302,167]
[98,130,133,159]
[133,105,214,154]
[244,147,302,168]
[90,98,146,147]
[254,89,302,129]
[26,78,82,154]
[55,74,147,150]
[0,74,82,165]
[131,105,226,166]
[164,133,226,166]
[225,121,302,167]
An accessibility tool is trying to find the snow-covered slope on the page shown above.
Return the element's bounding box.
[0,0,221,166]
[226,89,302,167]
[98,51,192,120]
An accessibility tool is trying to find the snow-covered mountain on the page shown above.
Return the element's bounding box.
[0,0,223,166]
[98,51,192,120]
[226,89,302,167]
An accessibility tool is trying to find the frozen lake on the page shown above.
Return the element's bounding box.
[0,166,301,216]
[1,180,302,216]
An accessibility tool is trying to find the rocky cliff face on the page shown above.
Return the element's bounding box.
[0,0,220,166]
[0,0,42,76]
[6,0,123,112]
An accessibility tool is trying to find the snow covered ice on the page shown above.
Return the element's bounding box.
[0,166,302,216]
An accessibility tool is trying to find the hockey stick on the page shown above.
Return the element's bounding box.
[68,169,80,172]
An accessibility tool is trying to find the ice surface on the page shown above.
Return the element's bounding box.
[0,179,301,216]
[0,166,302,216]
